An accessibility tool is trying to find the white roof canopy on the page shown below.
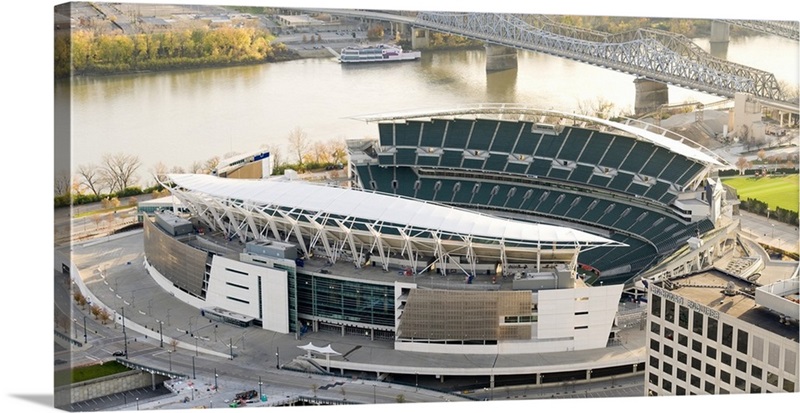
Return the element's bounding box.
[168,173,620,247]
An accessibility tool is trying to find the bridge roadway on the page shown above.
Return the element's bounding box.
[298,8,796,111]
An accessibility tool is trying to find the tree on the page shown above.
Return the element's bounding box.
[170,338,179,352]
[735,157,751,174]
[757,149,767,162]
[287,127,310,165]
[55,170,72,196]
[395,394,405,403]
[100,152,142,193]
[260,143,283,171]
[576,97,617,120]
[205,156,221,173]
[76,163,106,197]
[152,161,169,184]
[98,308,111,325]
[329,138,348,165]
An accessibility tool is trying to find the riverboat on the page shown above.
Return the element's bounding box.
[339,44,421,63]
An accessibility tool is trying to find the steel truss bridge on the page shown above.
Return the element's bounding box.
[719,19,799,41]
[304,9,796,109]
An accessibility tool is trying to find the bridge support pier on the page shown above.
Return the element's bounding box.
[411,27,430,49]
[634,78,669,116]
[710,21,730,57]
[485,44,517,72]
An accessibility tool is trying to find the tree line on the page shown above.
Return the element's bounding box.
[56,128,350,208]
[55,26,293,78]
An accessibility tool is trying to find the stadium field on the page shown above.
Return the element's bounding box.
[722,174,799,213]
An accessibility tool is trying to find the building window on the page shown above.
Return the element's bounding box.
[752,336,764,361]
[767,372,779,387]
[692,339,702,353]
[650,339,660,352]
[676,386,686,396]
[706,318,718,341]
[692,311,703,335]
[737,330,749,354]
[664,300,675,323]
[650,321,660,334]
[783,379,795,392]
[677,368,686,381]
[664,345,674,358]
[768,342,781,368]
[651,295,661,317]
[722,323,733,348]
[751,365,762,380]
[664,362,673,375]
[735,377,746,391]
[664,327,674,341]
[736,359,747,373]
[750,384,762,393]
[705,364,716,378]
[721,352,732,366]
[690,375,701,388]
[678,351,687,364]
[706,346,717,360]
[649,373,659,385]
[678,333,688,347]
[650,355,659,369]
[704,381,715,394]
[692,357,702,370]
[720,370,731,384]
[662,379,672,392]
[678,305,689,329]
[785,349,797,375]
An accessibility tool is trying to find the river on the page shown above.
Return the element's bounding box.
[61,34,798,185]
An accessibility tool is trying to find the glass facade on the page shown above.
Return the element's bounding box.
[296,273,395,328]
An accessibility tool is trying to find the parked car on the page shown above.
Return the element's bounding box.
[112,351,126,357]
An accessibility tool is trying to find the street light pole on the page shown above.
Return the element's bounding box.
[192,356,196,379]
[122,308,128,359]
[215,368,219,390]
[83,315,88,344]
[168,350,172,371]
[276,347,280,369]
[258,375,262,398]
[158,321,163,348]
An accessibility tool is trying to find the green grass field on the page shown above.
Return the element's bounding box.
[722,174,799,213]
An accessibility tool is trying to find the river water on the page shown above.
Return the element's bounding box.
[62,34,798,184]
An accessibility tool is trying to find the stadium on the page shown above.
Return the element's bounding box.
[138,104,741,381]
[347,103,738,286]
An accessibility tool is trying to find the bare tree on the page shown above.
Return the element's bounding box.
[287,127,310,165]
[310,141,331,164]
[152,161,169,184]
[169,165,186,174]
[76,163,106,197]
[330,138,348,165]
[189,160,204,174]
[576,97,617,120]
[55,170,72,196]
[205,156,221,173]
[100,153,141,193]
[260,143,284,170]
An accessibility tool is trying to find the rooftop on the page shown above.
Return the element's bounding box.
[658,269,799,342]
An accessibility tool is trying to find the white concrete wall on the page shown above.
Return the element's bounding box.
[206,256,289,333]
[537,284,623,351]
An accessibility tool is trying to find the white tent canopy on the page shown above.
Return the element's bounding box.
[298,342,341,356]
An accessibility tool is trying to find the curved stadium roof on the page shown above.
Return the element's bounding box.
[168,173,624,248]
